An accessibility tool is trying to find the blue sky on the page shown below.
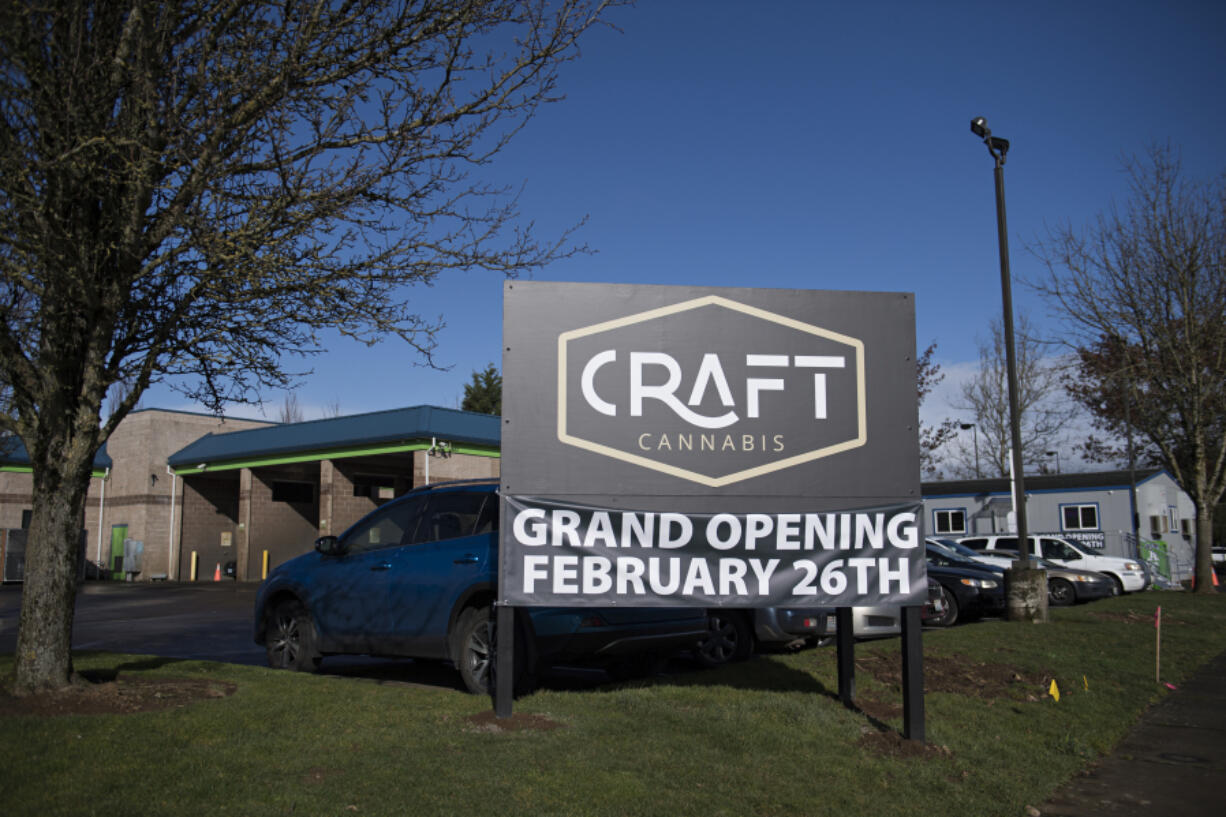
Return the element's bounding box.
[143,0,1226,428]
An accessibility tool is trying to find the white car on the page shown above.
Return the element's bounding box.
[927,537,1013,570]
[956,534,1148,594]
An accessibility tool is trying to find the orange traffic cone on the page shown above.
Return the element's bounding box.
[213,562,222,582]
[1191,571,1221,589]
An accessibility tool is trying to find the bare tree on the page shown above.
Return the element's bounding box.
[952,315,1078,478]
[321,398,344,419]
[105,377,140,420]
[1063,337,1163,471]
[277,392,304,424]
[916,343,957,477]
[1031,146,1226,592]
[0,0,620,693]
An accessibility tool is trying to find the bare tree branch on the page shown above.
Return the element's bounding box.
[951,314,1079,478]
[1029,145,1226,592]
[0,0,623,693]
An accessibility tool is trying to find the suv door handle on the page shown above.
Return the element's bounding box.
[370,563,392,571]
[453,554,479,565]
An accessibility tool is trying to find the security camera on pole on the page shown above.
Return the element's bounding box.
[969,116,1047,623]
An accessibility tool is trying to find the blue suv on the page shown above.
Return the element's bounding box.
[253,480,707,693]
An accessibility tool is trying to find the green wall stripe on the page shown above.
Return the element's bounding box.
[172,440,500,475]
[0,465,109,478]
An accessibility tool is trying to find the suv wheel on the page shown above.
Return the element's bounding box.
[696,610,753,667]
[266,599,321,672]
[456,607,494,694]
[455,607,536,696]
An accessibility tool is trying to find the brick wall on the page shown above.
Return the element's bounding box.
[93,410,273,579]
[0,472,33,531]
[412,450,500,487]
[178,475,240,581]
[246,469,319,578]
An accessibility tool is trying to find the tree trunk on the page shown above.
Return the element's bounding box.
[12,448,93,694]
[1194,506,1216,594]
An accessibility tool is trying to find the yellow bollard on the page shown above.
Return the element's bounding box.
[190,550,198,582]
[262,550,270,580]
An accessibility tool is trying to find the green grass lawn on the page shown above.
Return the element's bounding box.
[3,591,1224,817]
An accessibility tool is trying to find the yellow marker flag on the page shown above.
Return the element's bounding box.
[1049,679,1061,702]
[1083,675,1089,691]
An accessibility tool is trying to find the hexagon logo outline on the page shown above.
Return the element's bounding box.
[557,295,867,487]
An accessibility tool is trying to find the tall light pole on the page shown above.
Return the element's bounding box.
[970,116,1045,622]
[959,422,982,478]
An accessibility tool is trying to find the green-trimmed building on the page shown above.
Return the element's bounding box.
[0,438,113,581]
[166,405,500,581]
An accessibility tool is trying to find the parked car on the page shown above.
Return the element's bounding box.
[926,537,1010,571]
[253,480,707,694]
[957,534,1148,594]
[1037,555,1115,606]
[696,607,836,665]
[847,579,947,638]
[929,538,1115,607]
[924,548,1006,626]
[922,577,948,624]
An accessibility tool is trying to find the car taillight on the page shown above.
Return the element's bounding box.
[579,615,608,628]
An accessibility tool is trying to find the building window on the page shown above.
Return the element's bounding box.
[1181,518,1192,537]
[1149,515,1164,537]
[933,509,967,535]
[271,481,314,504]
[20,509,32,529]
[1061,504,1099,532]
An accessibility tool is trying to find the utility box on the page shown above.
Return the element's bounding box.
[122,538,144,578]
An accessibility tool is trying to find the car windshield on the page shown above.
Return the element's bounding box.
[928,547,977,566]
[945,540,985,560]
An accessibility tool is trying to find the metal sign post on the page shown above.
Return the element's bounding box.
[901,605,925,742]
[836,606,855,708]
[493,602,514,718]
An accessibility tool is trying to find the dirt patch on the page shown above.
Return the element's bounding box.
[854,652,1050,700]
[1088,610,1166,625]
[855,697,903,723]
[464,710,565,733]
[858,728,954,759]
[0,674,237,717]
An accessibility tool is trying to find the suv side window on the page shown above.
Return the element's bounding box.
[995,537,1018,551]
[342,495,427,553]
[473,493,499,535]
[414,490,487,543]
[1042,538,1082,561]
[961,538,987,550]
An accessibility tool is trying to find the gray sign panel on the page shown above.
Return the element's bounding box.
[501,281,923,607]
[501,495,924,607]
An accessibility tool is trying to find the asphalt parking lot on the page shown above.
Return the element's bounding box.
[0,580,266,666]
[0,580,610,691]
